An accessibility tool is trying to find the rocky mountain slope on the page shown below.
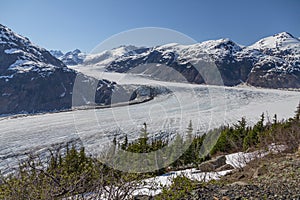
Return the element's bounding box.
[71,32,300,88]
[0,24,161,116]
[107,33,299,88]
[245,32,300,88]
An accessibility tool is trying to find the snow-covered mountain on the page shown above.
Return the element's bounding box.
[83,45,143,68]
[243,32,300,88]
[249,32,300,54]
[50,49,86,66]
[49,49,64,59]
[0,25,69,75]
[0,24,116,115]
[100,40,248,86]
[73,32,299,89]
[0,24,98,115]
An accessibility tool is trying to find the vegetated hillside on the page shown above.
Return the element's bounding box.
[157,104,300,200]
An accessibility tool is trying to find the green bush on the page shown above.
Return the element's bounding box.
[155,175,197,200]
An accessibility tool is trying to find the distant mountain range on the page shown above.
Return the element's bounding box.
[50,49,86,66]
[53,32,300,89]
[50,45,140,67]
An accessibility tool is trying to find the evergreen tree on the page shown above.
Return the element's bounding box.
[273,114,277,125]
[138,122,149,152]
[295,102,300,121]
[170,134,184,167]
[243,114,264,150]
[186,120,193,141]
[182,121,195,165]
[140,122,148,139]
[112,137,117,146]
[112,136,117,153]
[121,135,128,150]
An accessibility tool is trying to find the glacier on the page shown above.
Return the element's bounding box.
[0,72,299,174]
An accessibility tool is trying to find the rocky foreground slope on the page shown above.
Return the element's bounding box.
[192,152,300,200]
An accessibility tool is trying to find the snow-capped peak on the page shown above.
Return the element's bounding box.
[249,32,300,53]
[0,24,30,46]
[49,50,64,58]
[0,24,68,76]
[156,39,242,53]
[152,38,242,63]
[196,38,242,56]
[111,45,139,53]
[63,49,86,60]
[72,49,81,54]
[83,45,141,67]
[50,49,87,66]
[0,24,46,54]
[274,32,297,39]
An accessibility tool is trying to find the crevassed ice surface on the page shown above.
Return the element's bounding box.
[0,73,299,174]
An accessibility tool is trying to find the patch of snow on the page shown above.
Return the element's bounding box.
[4,48,23,54]
[59,83,67,97]
[2,93,11,97]
[133,168,231,197]
[0,74,14,79]
[7,58,58,75]
[68,168,232,199]
[225,144,287,168]
[60,92,66,98]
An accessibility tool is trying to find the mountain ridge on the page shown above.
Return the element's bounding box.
[53,32,299,88]
[91,32,300,88]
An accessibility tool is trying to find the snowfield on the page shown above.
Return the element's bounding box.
[0,72,299,174]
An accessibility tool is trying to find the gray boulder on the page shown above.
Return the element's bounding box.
[198,155,227,172]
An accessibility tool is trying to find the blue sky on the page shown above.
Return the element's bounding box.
[1,0,299,52]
